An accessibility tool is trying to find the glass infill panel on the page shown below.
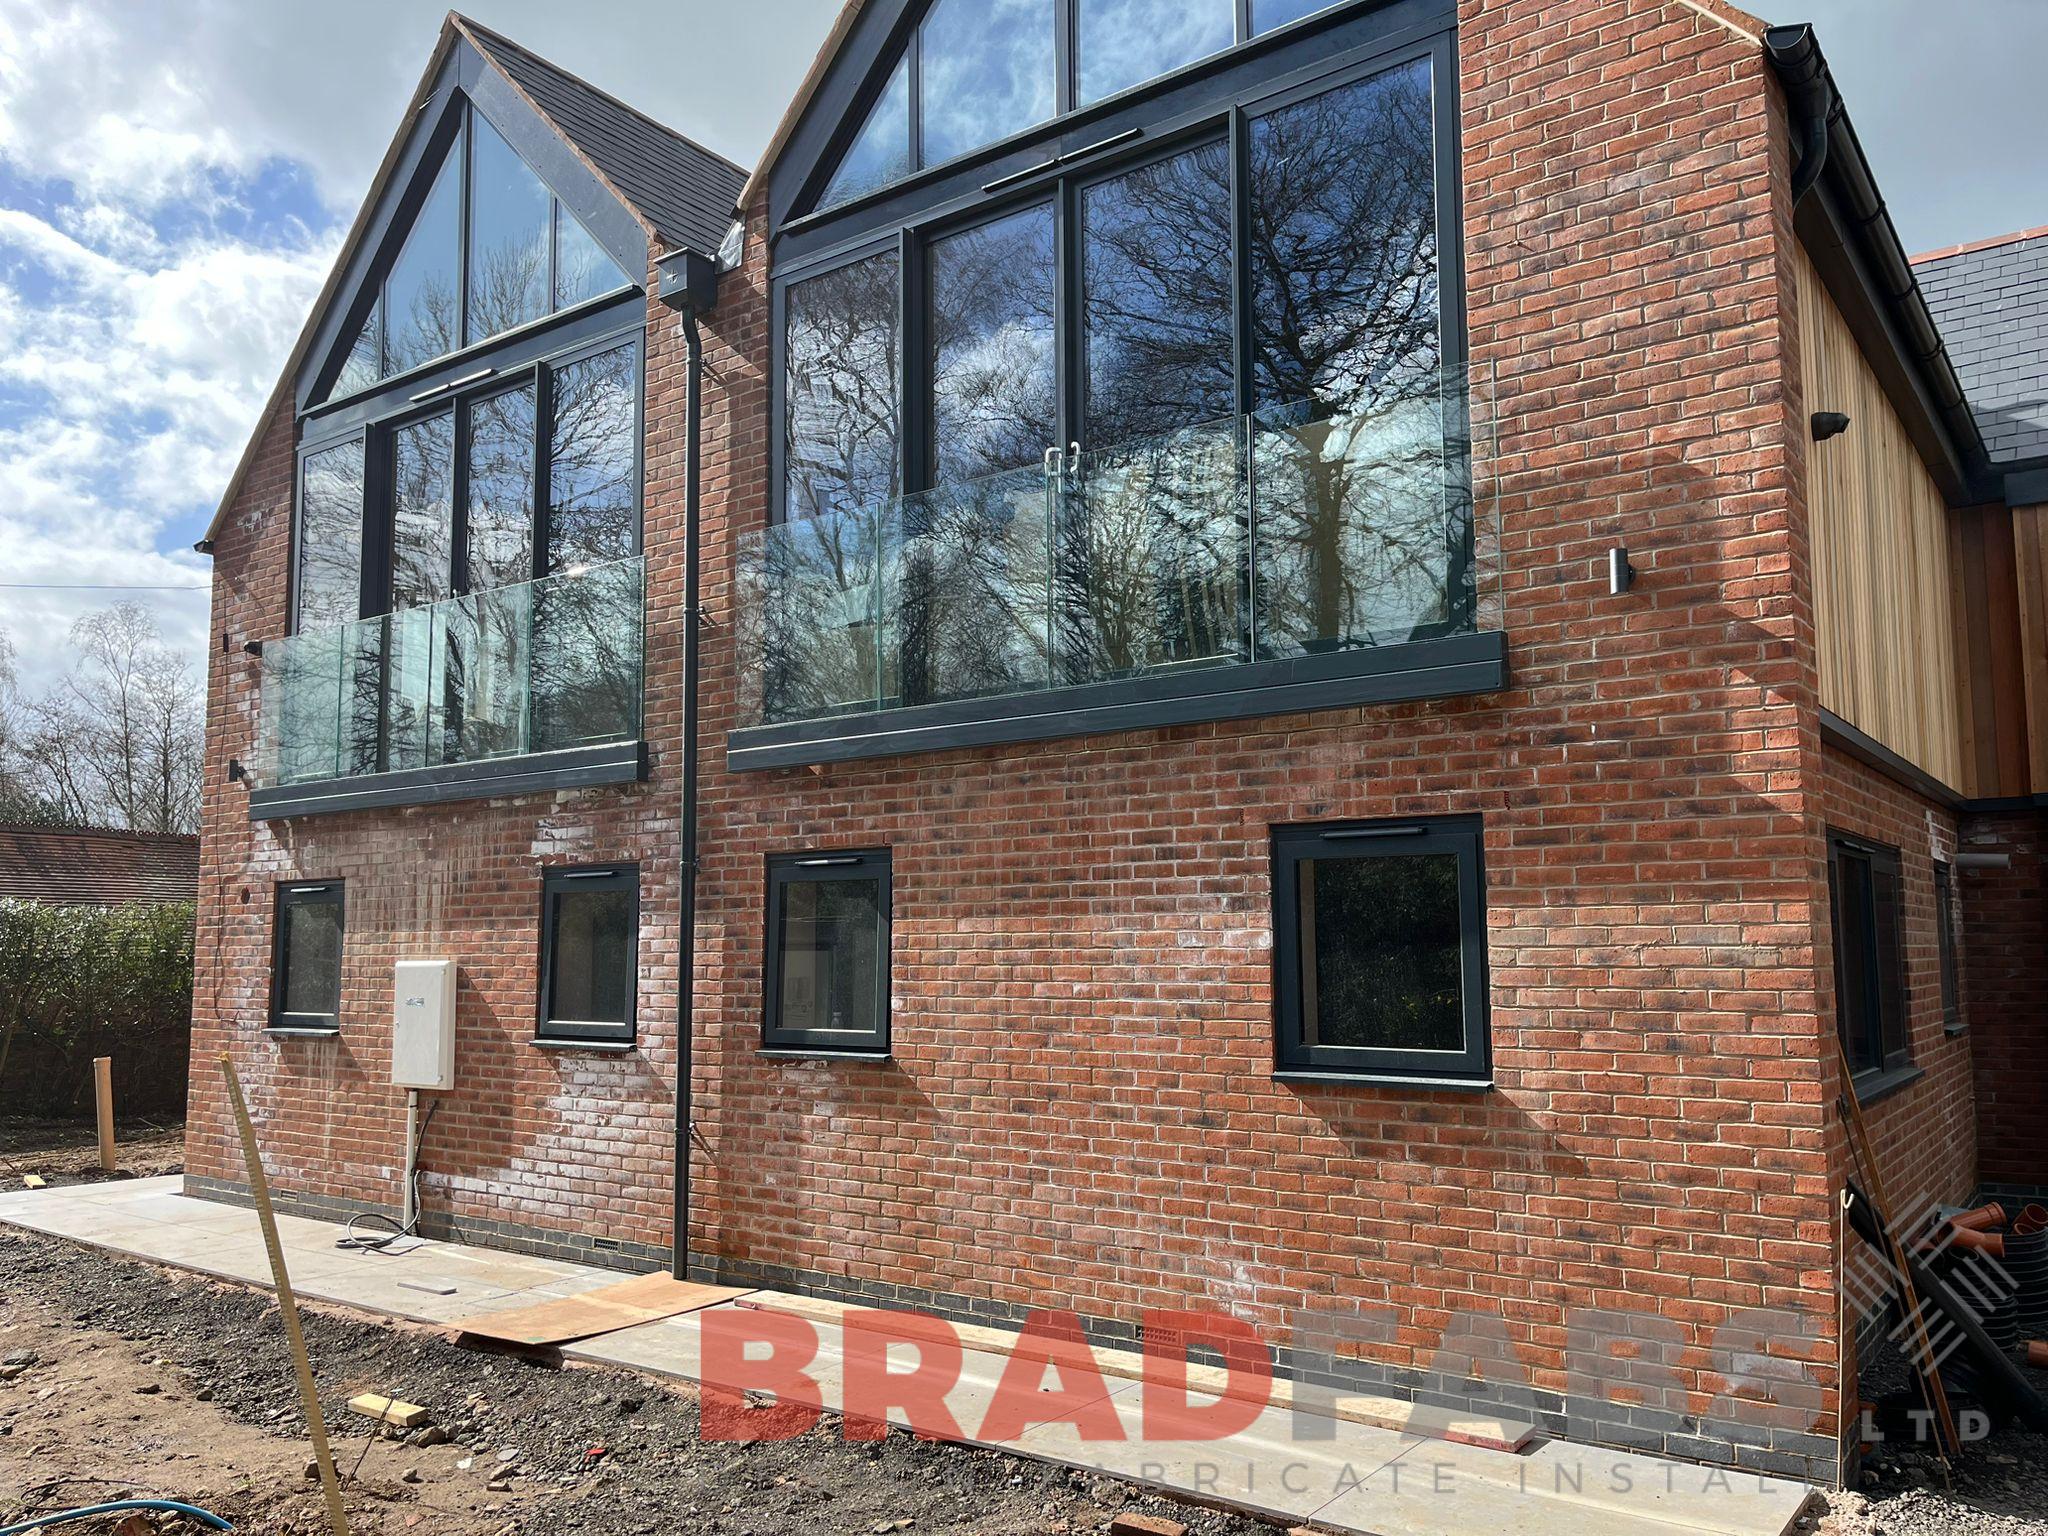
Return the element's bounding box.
[1249,378,1473,655]
[1057,417,1244,686]
[257,557,642,787]
[740,363,1493,730]
[742,502,888,724]
[532,557,643,754]
[885,462,1054,710]
[431,582,533,764]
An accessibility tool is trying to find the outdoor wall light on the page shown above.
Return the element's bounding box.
[227,758,248,784]
[1608,545,1637,596]
[1812,411,1851,441]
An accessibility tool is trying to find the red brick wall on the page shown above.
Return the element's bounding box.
[1959,808,2048,1197]
[186,285,690,1268]
[1809,747,1977,1212]
[190,0,1851,1475]
[678,0,1836,1471]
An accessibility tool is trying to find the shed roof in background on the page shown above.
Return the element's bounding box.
[0,826,200,907]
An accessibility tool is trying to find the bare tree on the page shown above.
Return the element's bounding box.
[14,604,202,834]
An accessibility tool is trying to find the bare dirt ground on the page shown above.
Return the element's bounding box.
[0,1116,185,1188]
[0,1228,1275,1536]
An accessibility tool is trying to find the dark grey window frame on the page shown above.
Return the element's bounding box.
[270,880,346,1034]
[1827,830,1911,1085]
[537,863,640,1046]
[763,849,894,1055]
[292,311,646,635]
[1934,857,1963,1032]
[766,11,1463,524]
[1271,816,1490,1084]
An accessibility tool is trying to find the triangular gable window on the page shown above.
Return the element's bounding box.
[317,97,637,405]
[818,55,911,211]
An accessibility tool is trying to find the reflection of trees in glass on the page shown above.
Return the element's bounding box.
[747,507,887,722]
[391,411,455,611]
[548,342,638,570]
[786,251,902,521]
[1247,58,1460,652]
[820,57,911,210]
[297,442,364,631]
[1076,0,1233,106]
[554,204,630,309]
[929,203,1056,483]
[893,470,1053,708]
[384,139,463,375]
[467,115,552,343]
[919,0,1055,166]
[532,561,641,752]
[1300,853,1462,1051]
[1081,140,1235,446]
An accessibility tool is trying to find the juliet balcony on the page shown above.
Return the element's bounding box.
[249,557,646,818]
[728,366,1504,770]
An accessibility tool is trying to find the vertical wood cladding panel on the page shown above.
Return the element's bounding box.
[1796,248,1965,792]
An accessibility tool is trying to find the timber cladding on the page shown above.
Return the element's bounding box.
[1795,247,1968,793]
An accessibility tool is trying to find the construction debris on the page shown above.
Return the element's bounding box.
[1110,1515,1188,1536]
[346,1392,430,1429]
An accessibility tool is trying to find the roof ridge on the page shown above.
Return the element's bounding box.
[1911,223,2048,266]
[452,12,746,180]
[0,822,199,842]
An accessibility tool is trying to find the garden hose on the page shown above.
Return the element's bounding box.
[0,1499,233,1535]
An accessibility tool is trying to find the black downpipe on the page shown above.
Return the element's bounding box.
[673,309,704,1282]
[1764,25,1831,206]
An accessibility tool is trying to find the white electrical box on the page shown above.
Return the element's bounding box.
[392,959,456,1090]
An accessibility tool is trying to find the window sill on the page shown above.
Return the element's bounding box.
[728,630,1506,771]
[1944,1021,1969,1038]
[532,1036,635,1054]
[1852,1063,1925,1106]
[757,1048,893,1062]
[1274,1070,1493,1092]
[266,1026,341,1040]
[249,739,646,820]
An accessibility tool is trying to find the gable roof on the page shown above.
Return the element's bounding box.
[1914,227,2048,466]
[456,16,746,257]
[0,825,199,907]
[201,13,745,545]
[740,0,866,210]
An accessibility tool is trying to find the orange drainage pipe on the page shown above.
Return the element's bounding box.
[1951,1203,2007,1232]
[2016,1204,2048,1236]
[1935,1228,2006,1258]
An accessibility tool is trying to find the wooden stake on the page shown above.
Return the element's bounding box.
[1829,1029,1961,1467]
[220,1054,350,1536]
[93,1056,115,1174]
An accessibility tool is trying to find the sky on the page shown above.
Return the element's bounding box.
[0,0,2043,696]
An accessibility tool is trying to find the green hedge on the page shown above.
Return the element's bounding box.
[0,898,195,1119]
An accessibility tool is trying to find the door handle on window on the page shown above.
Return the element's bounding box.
[1321,826,1425,840]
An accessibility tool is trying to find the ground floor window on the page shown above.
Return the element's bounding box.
[538,864,638,1045]
[1827,832,1909,1079]
[271,881,345,1032]
[764,850,892,1053]
[1271,817,1489,1082]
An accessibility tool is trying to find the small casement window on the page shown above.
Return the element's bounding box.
[1934,858,1963,1031]
[1272,818,1489,1083]
[764,850,892,1053]
[271,881,345,1032]
[1827,833,1909,1079]
[538,864,639,1045]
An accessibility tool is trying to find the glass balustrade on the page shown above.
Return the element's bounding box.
[739,365,1495,728]
[257,556,644,787]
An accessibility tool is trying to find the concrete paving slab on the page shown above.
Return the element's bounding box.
[0,1179,1816,1536]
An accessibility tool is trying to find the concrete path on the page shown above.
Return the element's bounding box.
[0,1178,1817,1536]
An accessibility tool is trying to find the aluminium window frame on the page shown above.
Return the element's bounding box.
[536,862,641,1046]
[269,879,347,1034]
[1271,815,1490,1084]
[762,849,895,1055]
[766,12,1463,525]
[1826,829,1912,1082]
[291,311,646,638]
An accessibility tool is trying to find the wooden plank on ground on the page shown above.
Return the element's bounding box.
[450,1273,752,1347]
[349,1393,430,1429]
[738,1290,1536,1452]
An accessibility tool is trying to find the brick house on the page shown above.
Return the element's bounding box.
[187,1,2048,1481]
